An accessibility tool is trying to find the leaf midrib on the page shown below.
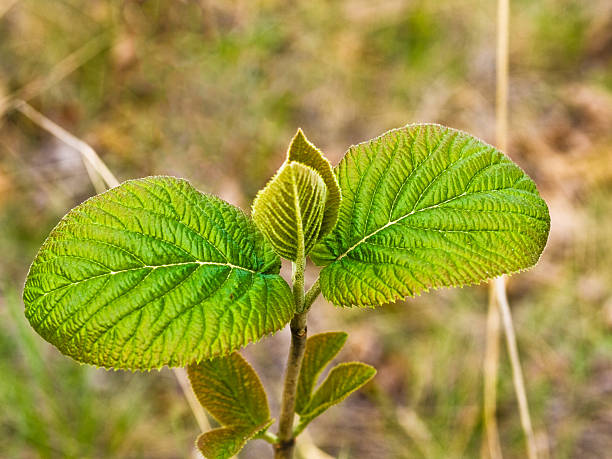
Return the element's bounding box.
[334,185,533,262]
[291,165,305,259]
[31,261,256,302]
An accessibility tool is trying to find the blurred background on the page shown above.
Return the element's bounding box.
[1,0,611,457]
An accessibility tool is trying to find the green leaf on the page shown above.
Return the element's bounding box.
[252,129,341,261]
[297,362,376,430]
[196,426,250,459]
[311,124,550,307]
[189,352,273,459]
[286,129,341,237]
[23,176,294,370]
[197,420,274,459]
[252,162,328,261]
[188,352,271,428]
[295,332,347,415]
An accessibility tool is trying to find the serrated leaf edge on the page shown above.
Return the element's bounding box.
[23,175,294,371]
[322,263,544,309]
[188,352,271,428]
[315,123,551,307]
[252,162,327,260]
[329,123,549,265]
[288,128,342,238]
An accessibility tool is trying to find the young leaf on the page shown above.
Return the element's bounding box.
[197,422,273,459]
[23,176,294,370]
[188,352,273,459]
[310,124,550,307]
[297,362,376,431]
[188,352,271,428]
[287,129,341,237]
[252,162,328,261]
[295,332,348,414]
[197,426,252,459]
[252,129,341,261]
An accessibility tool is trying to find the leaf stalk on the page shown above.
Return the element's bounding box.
[303,278,321,313]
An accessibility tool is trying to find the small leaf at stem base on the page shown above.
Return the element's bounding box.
[297,362,376,432]
[189,352,274,458]
[296,331,348,414]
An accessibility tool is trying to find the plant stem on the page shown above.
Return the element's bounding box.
[275,311,308,459]
[276,257,309,459]
[293,259,306,313]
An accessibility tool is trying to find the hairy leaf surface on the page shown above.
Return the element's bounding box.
[189,352,273,459]
[287,129,341,237]
[188,352,271,428]
[196,420,273,459]
[23,176,294,370]
[311,124,550,307]
[252,162,327,261]
[296,332,347,414]
[298,362,376,430]
[196,426,250,459]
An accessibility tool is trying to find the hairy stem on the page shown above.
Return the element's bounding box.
[276,256,309,459]
[303,278,321,312]
[275,311,308,459]
[293,259,306,313]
